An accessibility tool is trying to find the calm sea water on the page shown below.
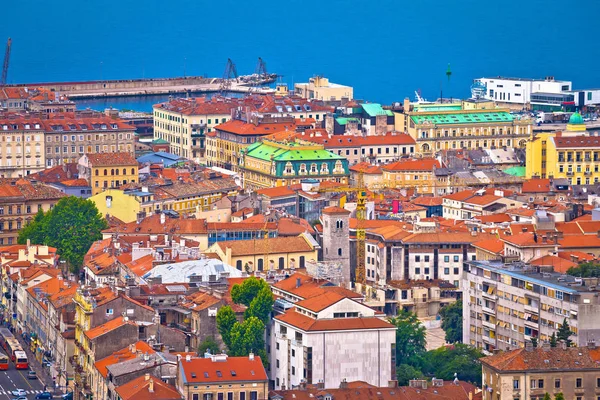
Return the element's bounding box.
[3,0,599,112]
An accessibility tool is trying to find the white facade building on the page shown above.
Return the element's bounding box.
[476,77,572,105]
[271,293,395,390]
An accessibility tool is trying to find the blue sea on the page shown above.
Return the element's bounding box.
[2,0,599,112]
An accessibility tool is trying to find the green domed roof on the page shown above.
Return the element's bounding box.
[569,112,584,125]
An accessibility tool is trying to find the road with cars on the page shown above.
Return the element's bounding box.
[0,361,46,399]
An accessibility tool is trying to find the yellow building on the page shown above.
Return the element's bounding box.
[89,188,149,223]
[526,112,597,183]
[294,76,354,101]
[207,234,318,272]
[78,152,138,195]
[205,117,296,172]
[396,99,532,156]
[381,158,441,194]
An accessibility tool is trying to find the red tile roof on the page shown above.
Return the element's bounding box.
[275,310,394,332]
[530,255,577,273]
[294,292,347,312]
[443,190,477,201]
[501,232,556,247]
[412,196,443,207]
[463,194,501,206]
[474,214,512,224]
[481,346,600,372]
[558,234,600,249]
[256,186,296,198]
[94,341,155,378]
[472,238,504,255]
[84,317,136,340]
[216,119,295,136]
[297,131,416,147]
[322,206,350,215]
[272,272,362,301]
[86,152,137,167]
[382,158,440,172]
[554,136,600,149]
[115,374,181,400]
[521,178,551,193]
[215,236,314,257]
[179,355,268,383]
[557,251,595,262]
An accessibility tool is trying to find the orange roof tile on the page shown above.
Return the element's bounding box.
[482,346,600,372]
[84,317,135,340]
[272,272,362,301]
[382,158,440,172]
[522,178,551,193]
[180,355,267,383]
[215,236,314,257]
[501,232,555,247]
[530,255,577,273]
[216,119,295,136]
[443,190,477,201]
[559,235,600,249]
[94,341,155,378]
[472,238,504,255]
[115,374,181,400]
[557,251,595,262]
[412,196,443,207]
[294,292,347,312]
[256,186,296,198]
[464,194,501,206]
[125,254,154,277]
[474,214,512,224]
[322,206,350,215]
[275,310,394,332]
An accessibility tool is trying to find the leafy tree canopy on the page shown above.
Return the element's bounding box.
[420,344,485,386]
[566,262,600,277]
[389,310,427,366]
[231,276,270,307]
[228,317,267,366]
[396,364,424,386]
[245,285,274,325]
[198,337,220,355]
[18,197,108,273]
[439,301,463,344]
[216,306,237,349]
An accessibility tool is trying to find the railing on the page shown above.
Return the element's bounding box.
[566,172,574,177]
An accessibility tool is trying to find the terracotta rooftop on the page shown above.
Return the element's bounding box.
[322,206,350,215]
[481,346,600,372]
[94,341,155,378]
[272,272,362,301]
[215,236,315,257]
[294,291,347,312]
[84,317,136,340]
[256,186,296,198]
[443,190,477,201]
[86,152,137,167]
[275,310,394,332]
[349,162,383,174]
[412,196,443,207]
[472,238,504,255]
[215,119,295,136]
[522,178,551,193]
[115,374,181,400]
[179,355,268,384]
[530,255,577,273]
[474,214,512,224]
[501,232,556,247]
[382,158,440,172]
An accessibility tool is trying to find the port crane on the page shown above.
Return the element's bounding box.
[254,57,268,77]
[310,172,368,287]
[219,58,238,93]
[1,38,11,86]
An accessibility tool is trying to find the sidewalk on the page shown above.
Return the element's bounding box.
[15,335,55,393]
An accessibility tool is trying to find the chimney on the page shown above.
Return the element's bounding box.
[588,339,596,349]
[469,392,473,400]
[145,373,150,381]
[185,355,191,362]
[148,378,154,393]
[340,378,348,389]
[541,341,551,351]
[525,340,534,351]
[296,278,301,288]
[317,380,325,390]
[160,213,166,225]
[560,340,568,350]
[249,352,254,361]
[542,235,547,243]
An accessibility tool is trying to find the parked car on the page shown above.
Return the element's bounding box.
[11,396,27,400]
[27,370,37,379]
[62,392,74,400]
[11,389,26,397]
[35,393,52,400]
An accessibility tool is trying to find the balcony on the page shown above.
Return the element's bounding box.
[585,171,592,176]
[524,304,539,314]
[482,291,496,300]
[482,305,496,315]
[566,171,574,177]
[482,320,496,330]
[482,335,495,344]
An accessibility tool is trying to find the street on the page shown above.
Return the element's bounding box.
[0,363,46,398]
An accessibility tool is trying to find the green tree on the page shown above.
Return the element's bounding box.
[543,393,551,400]
[18,197,108,272]
[557,318,572,347]
[231,276,269,306]
[421,344,484,385]
[531,337,538,348]
[245,286,274,325]
[228,317,267,366]
[216,306,237,348]
[198,337,220,355]
[566,262,600,277]
[549,332,557,347]
[396,364,424,386]
[389,310,426,366]
[554,393,565,400]
[439,300,462,344]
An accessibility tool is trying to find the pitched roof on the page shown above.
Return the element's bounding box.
[115,374,181,400]
[501,232,555,247]
[472,238,505,255]
[125,254,155,277]
[474,214,512,224]
[381,158,440,172]
[522,178,551,193]
[557,251,595,262]
[412,196,443,206]
[272,272,362,301]
[215,236,314,257]
[559,234,600,249]
[530,255,577,273]
[481,346,600,372]
[94,341,155,378]
[443,190,477,201]
[256,186,296,198]
[275,310,394,332]
[84,317,135,340]
[86,152,137,167]
[322,206,350,215]
[216,119,295,136]
[294,292,347,312]
[179,355,267,383]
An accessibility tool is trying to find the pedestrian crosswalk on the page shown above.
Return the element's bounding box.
[0,389,46,394]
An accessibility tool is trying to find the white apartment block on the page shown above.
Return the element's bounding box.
[476,77,572,105]
[463,260,600,355]
[271,294,395,390]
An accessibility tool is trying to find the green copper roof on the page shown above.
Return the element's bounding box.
[413,104,463,112]
[336,117,360,125]
[152,138,170,144]
[569,112,584,125]
[361,103,394,117]
[504,166,526,177]
[245,141,344,162]
[411,111,513,125]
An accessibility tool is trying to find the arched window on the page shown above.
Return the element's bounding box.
[123,168,126,175]
[338,248,342,256]
[111,169,115,175]
[131,168,135,175]
[279,257,284,270]
[95,170,99,176]
[236,260,242,271]
[257,259,264,271]
[104,169,108,176]
[299,256,305,269]
[115,169,119,175]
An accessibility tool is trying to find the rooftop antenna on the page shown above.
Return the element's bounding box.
[446,63,452,103]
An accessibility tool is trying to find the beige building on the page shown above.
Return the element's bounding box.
[397,99,532,156]
[294,76,353,101]
[177,354,268,400]
[78,152,139,196]
[381,158,441,194]
[0,117,46,177]
[481,344,600,400]
[207,233,319,272]
[464,260,600,354]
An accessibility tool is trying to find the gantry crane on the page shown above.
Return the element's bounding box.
[310,172,368,286]
[220,58,238,93]
[1,38,11,86]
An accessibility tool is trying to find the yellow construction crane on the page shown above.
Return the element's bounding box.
[310,172,368,286]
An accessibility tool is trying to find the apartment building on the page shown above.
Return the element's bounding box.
[177,354,268,400]
[0,116,45,177]
[475,76,572,106]
[78,152,138,195]
[294,76,353,101]
[270,273,395,390]
[442,189,525,220]
[463,260,600,354]
[381,158,441,195]
[0,179,66,245]
[43,114,136,167]
[295,130,416,165]
[481,344,600,400]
